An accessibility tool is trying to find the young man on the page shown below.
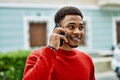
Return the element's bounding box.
[22,6,95,80]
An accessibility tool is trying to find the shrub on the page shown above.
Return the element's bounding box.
[0,50,31,80]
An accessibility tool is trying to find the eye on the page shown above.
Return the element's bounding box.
[79,26,84,30]
[67,25,75,29]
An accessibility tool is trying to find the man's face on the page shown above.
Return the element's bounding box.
[60,15,84,48]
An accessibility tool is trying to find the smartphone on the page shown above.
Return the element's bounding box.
[55,23,67,46]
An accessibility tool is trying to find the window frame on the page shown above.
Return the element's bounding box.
[23,16,53,49]
[112,17,120,46]
[78,17,92,49]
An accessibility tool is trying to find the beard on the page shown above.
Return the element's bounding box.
[69,45,78,48]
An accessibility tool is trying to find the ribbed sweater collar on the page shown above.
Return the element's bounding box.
[57,48,77,56]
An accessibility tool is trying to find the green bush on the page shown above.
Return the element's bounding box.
[0,50,31,80]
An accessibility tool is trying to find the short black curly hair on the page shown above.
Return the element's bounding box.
[54,6,83,24]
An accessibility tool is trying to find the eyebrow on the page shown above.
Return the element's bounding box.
[68,22,83,25]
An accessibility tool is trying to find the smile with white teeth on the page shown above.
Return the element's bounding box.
[71,37,81,42]
[73,37,80,40]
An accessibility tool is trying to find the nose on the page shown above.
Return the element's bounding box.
[73,28,80,34]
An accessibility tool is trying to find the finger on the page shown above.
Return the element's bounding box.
[57,34,68,43]
[53,27,67,34]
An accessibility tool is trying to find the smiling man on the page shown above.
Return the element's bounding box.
[22,6,95,80]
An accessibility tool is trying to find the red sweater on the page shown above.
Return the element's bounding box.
[22,47,95,80]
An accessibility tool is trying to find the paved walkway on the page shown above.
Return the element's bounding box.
[96,71,119,80]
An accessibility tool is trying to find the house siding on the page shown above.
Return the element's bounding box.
[0,6,120,52]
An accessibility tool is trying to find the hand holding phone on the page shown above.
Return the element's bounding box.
[55,23,67,46]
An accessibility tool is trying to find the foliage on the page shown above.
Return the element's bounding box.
[0,50,31,80]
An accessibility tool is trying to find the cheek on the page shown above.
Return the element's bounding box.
[82,30,84,34]
[81,31,84,36]
[65,29,73,34]
[66,32,72,40]
[65,30,71,37]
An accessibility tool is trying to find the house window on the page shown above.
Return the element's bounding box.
[79,21,87,46]
[29,22,47,47]
[116,21,120,44]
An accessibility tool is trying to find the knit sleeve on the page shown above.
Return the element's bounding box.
[89,66,96,80]
[22,47,56,80]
